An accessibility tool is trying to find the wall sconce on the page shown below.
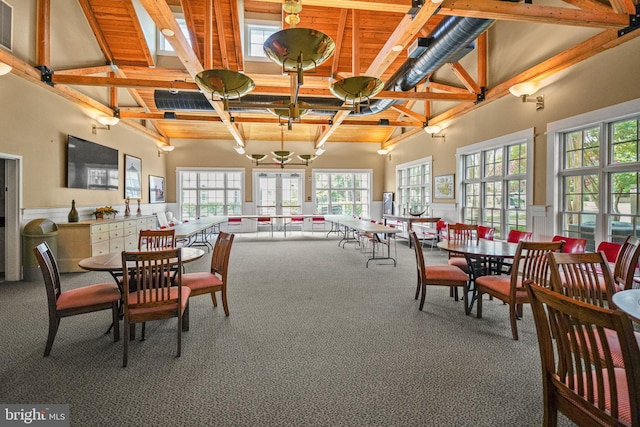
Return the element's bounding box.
[157,145,175,157]
[377,149,389,156]
[509,81,544,110]
[424,124,441,134]
[0,61,12,76]
[92,113,120,134]
[234,145,245,155]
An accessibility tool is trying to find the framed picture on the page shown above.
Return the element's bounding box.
[149,175,165,204]
[382,192,394,215]
[124,154,142,199]
[434,174,455,199]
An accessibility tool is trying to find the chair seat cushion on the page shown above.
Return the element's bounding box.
[476,275,528,299]
[182,272,223,291]
[448,256,469,272]
[581,329,640,369]
[425,265,469,283]
[56,282,120,311]
[127,287,190,316]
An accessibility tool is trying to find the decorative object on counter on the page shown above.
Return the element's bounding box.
[124,197,131,217]
[136,199,141,217]
[92,206,119,220]
[67,200,79,223]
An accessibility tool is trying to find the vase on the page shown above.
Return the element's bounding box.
[68,200,79,223]
[95,213,104,220]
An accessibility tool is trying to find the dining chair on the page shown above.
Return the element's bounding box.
[288,216,305,235]
[526,283,640,427]
[156,211,170,228]
[257,216,273,236]
[227,216,242,233]
[445,223,478,300]
[165,211,182,225]
[410,232,470,313]
[506,229,533,243]
[311,215,326,233]
[138,228,176,249]
[597,240,622,264]
[612,236,640,291]
[181,232,235,316]
[121,248,190,367]
[551,234,587,254]
[33,242,120,357]
[548,251,640,369]
[475,240,565,340]
[418,219,447,250]
[477,225,495,240]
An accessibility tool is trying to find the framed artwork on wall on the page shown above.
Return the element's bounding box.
[124,154,142,199]
[383,192,394,215]
[434,174,454,199]
[149,175,165,204]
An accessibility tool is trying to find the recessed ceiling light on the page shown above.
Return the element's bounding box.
[392,45,403,52]
[161,28,175,37]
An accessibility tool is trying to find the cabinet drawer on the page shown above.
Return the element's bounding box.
[109,229,124,239]
[109,222,123,231]
[91,223,110,234]
[123,227,136,237]
[91,240,110,256]
[125,234,137,250]
[124,220,137,228]
[109,238,125,253]
[91,231,109,245]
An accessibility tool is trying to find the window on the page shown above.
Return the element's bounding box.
[178,169,243,220]
[245,23,279,60]
[396,157,432,215]
[158,16,191,54]
[457,130,533,239]
[313,170,371,217]
[556,117,640,250]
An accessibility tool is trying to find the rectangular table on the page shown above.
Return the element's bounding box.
[383,215,441,248]
[170,216,227,250]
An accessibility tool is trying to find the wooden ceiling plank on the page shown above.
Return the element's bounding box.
[36,0,50,66]
[182,0,203,64]
[77,0,115,63]
[124,0,155,66]
[608,0,637,14]
[229,0,244,71]
[450,62,480,93]
[213,0,230,69]
[438,0,628,28]
[352,10,360,75]
[331,10,349,77]
[561,0,615,14]
[138,0,245,146]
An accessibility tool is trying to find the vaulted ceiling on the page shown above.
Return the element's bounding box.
[3,0,639,151]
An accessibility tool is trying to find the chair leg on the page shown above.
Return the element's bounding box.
[141,322,146,341]
[182,303,190,332]
[44,317,60,357]
[210,291,218,307]
[123,320,129,367]
[419,282,427,311]
[476,291,483,318]
[177,311,183,358]
[111,302,120,342]
[509,304,519,340]
[414,275,420,300]
[222,288,229,316]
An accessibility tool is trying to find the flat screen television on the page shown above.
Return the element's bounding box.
[66,135,119,190]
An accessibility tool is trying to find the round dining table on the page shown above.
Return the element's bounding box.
[79,247,205,274]
[437,239,520,313]
[612,289,640,323]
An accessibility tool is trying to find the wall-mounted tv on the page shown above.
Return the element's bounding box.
[66,135,119,190]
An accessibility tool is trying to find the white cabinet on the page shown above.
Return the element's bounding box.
[57,216,157,272]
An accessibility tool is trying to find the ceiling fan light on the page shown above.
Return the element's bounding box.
[509,81,540,97]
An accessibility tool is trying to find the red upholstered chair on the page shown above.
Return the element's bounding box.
[33,242,121,357]
[410,232,469,313]
[612,236,640,291]
[551,235,587,254]
[475,240,565,340]
[121,248,189,367]
[526,283,640,427]
[477,225,495,240]
[182,232,235,315]
[506,229,533,243]
[597,240,622,264]
[287,216,304,235]
[311,216,325,233]
[227,216,242,232]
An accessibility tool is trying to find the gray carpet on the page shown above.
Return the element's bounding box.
[0,235,576,426]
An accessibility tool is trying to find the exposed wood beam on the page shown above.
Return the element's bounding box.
[428,81,469,94]
[315,2,440,148]
[138,0,245,146]
[51,74,200,90]
[477,32,487,89]
[438,0,629,28]
[561,0,615,14]
[381,128,424,151]
[450,63,480,93]
[608,0,637,14]
[36,0,50,66]
[77,0,115,63]
[352,10,360,75]
[390,105,426,122]
[54,65,115,76]
[331,10,349,78]
[229,0,244,71]
[213,0,229,69]
[253,0,411,13]
[182,0,203,64]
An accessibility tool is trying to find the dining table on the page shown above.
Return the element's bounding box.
[612,289,640,322]
[437,239,520,313]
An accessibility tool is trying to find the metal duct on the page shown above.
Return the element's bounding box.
[154,15,493,117]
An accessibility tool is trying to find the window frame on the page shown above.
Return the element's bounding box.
[395,156,432,216]
[157,14,191,56]
[312,169,373,217]
[244,19,280,62]
[177,168,245,220]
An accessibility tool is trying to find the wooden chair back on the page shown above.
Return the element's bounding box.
[138,228,176,250]
[527,283,640,427]
[551,235,587,254]
[506,229,532,243]
[210,232,235,279]
[447,223,478,243]
[33,242,62,307]
[548,251,616,307]
[477,225,495,240]
[122,248,182,309]
[613,236,640,291]
[510,240,565,289]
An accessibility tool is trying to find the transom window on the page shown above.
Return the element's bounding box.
[245,23,279,59]
[557,117,640,250]
[396,157,432,216]
[178,169,243,220]
[158,16,191,53]
[313,170,371,217]
[458,131,532,240]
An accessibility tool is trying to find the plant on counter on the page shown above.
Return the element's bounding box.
[92,206,119,219]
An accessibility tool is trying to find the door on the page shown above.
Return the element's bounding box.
[254,171,304,217]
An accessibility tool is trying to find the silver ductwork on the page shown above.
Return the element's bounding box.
[154,15,493,116]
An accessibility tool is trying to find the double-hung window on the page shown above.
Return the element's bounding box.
[396,157,432,215]
[178,169,243,220]
[313,170,371,217]
[458,130,532,239]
